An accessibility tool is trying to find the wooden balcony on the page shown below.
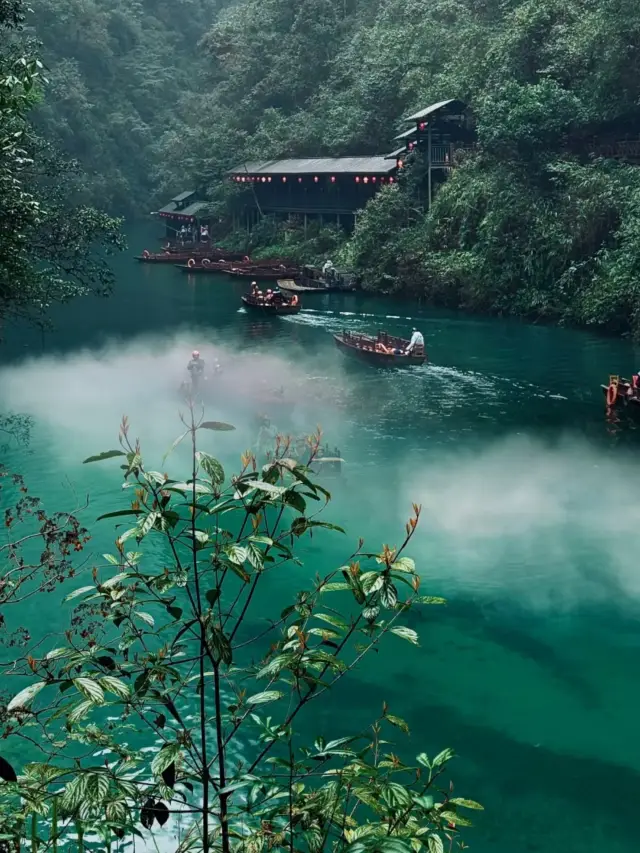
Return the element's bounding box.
[591,139,640,164]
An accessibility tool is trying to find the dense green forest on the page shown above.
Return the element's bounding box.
[25,0,640,334]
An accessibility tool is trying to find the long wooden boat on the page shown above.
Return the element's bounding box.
[134,248,246,263]
[176,257,295,274]
[277,278,346,294]
[229,267,299,281]
[334,330,427,366]
[241,295,301,315]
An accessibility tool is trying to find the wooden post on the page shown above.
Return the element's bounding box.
[427,123,432,209]
[304,213,308,237]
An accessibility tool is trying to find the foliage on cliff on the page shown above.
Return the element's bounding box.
[0,0,123,327]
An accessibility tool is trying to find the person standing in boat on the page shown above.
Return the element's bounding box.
[187,350,205,381]
[405,328,424,355]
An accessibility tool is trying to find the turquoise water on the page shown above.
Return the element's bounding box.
[2,224,640,851]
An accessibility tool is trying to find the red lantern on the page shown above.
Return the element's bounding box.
[363,176,369,184]
[298,177,302,183]
[330,176,336,183]
[397,160,404,169]
[241,176,246,182]
[261,177,266,182]
[267,177,272,182]
[355,176,360,183]
[389,177,395,183]
[372,176,376,183]
[419,122,426,130]
[282,176,287,182]
[314,176,319,182]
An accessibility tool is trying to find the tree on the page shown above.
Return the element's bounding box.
[0,408,481,853]
[0,0,124,327]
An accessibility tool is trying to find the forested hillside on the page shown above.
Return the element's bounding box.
[30,0,640,333]
[27,0,217,213]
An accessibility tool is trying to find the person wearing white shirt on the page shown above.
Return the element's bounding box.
[405,328,424,354]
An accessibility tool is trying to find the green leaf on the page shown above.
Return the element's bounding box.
[200,421,235,431]
[314,613,348,631]
[99,676,131,700]
[416,753,430,768]
[432,748,455,767]
[167,605,183,620]
[163,430,189,463]
[196,452,225,485]
[138,511,159,538]
[246,542,265,570]
[361,571,384,594]
[96,509,142,521]
[246,691,284,705]
[391,557,416,573]
[205,589,220,607]
[385,714,410,734]
[427,835,444,853]
[448,798,483,810]
[319,582,350,592]
[209,627,232,665]
[73,677,105,705]
[87,773,110,803]
[45,647,70,661]
[224,544,247,565]
[0,757,17,782]
[417,596,446,605]
[7,681,46,712]
[83,450,126,464]
[380,581,398,609]
[151,743,181,778]
[64,585,95,602]
[244,480,286,497]
[390,626,419,645]
[135,611,155,627]
[284,489,306,513]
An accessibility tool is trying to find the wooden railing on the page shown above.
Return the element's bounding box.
[591,140,640,163]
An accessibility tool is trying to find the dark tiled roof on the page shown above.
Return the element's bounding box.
[404,99,467,122]
[171,190,197,202]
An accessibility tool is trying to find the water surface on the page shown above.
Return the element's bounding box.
[2,224,640,853]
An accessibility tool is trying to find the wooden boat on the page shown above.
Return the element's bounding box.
[334,330,427,366]
[229,267,299,281]
[176,257,294,275]
[602,376,640,412]
[134,248,245,263]
[241,294,301,315]
[278,265,357,295]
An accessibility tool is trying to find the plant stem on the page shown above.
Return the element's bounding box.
[190,412,209,853]
[214,662,230,853]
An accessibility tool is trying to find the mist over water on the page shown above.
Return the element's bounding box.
[3,328,640,617]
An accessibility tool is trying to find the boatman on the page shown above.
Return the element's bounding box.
[187,349,205,378]
[405,327,424,355]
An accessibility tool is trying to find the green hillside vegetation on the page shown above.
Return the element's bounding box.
[28,0,640,334]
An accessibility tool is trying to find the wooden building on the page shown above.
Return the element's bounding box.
[156,190,211,240]
[388,99,475,206]
[227,157,398,231]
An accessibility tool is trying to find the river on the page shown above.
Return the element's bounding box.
[2,223,640,853]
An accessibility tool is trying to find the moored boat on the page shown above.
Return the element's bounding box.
[277,265,357,295]
[135,247,246,263]
[241,293,301,315]
[230,266,300,281]
[334,330,427,366]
